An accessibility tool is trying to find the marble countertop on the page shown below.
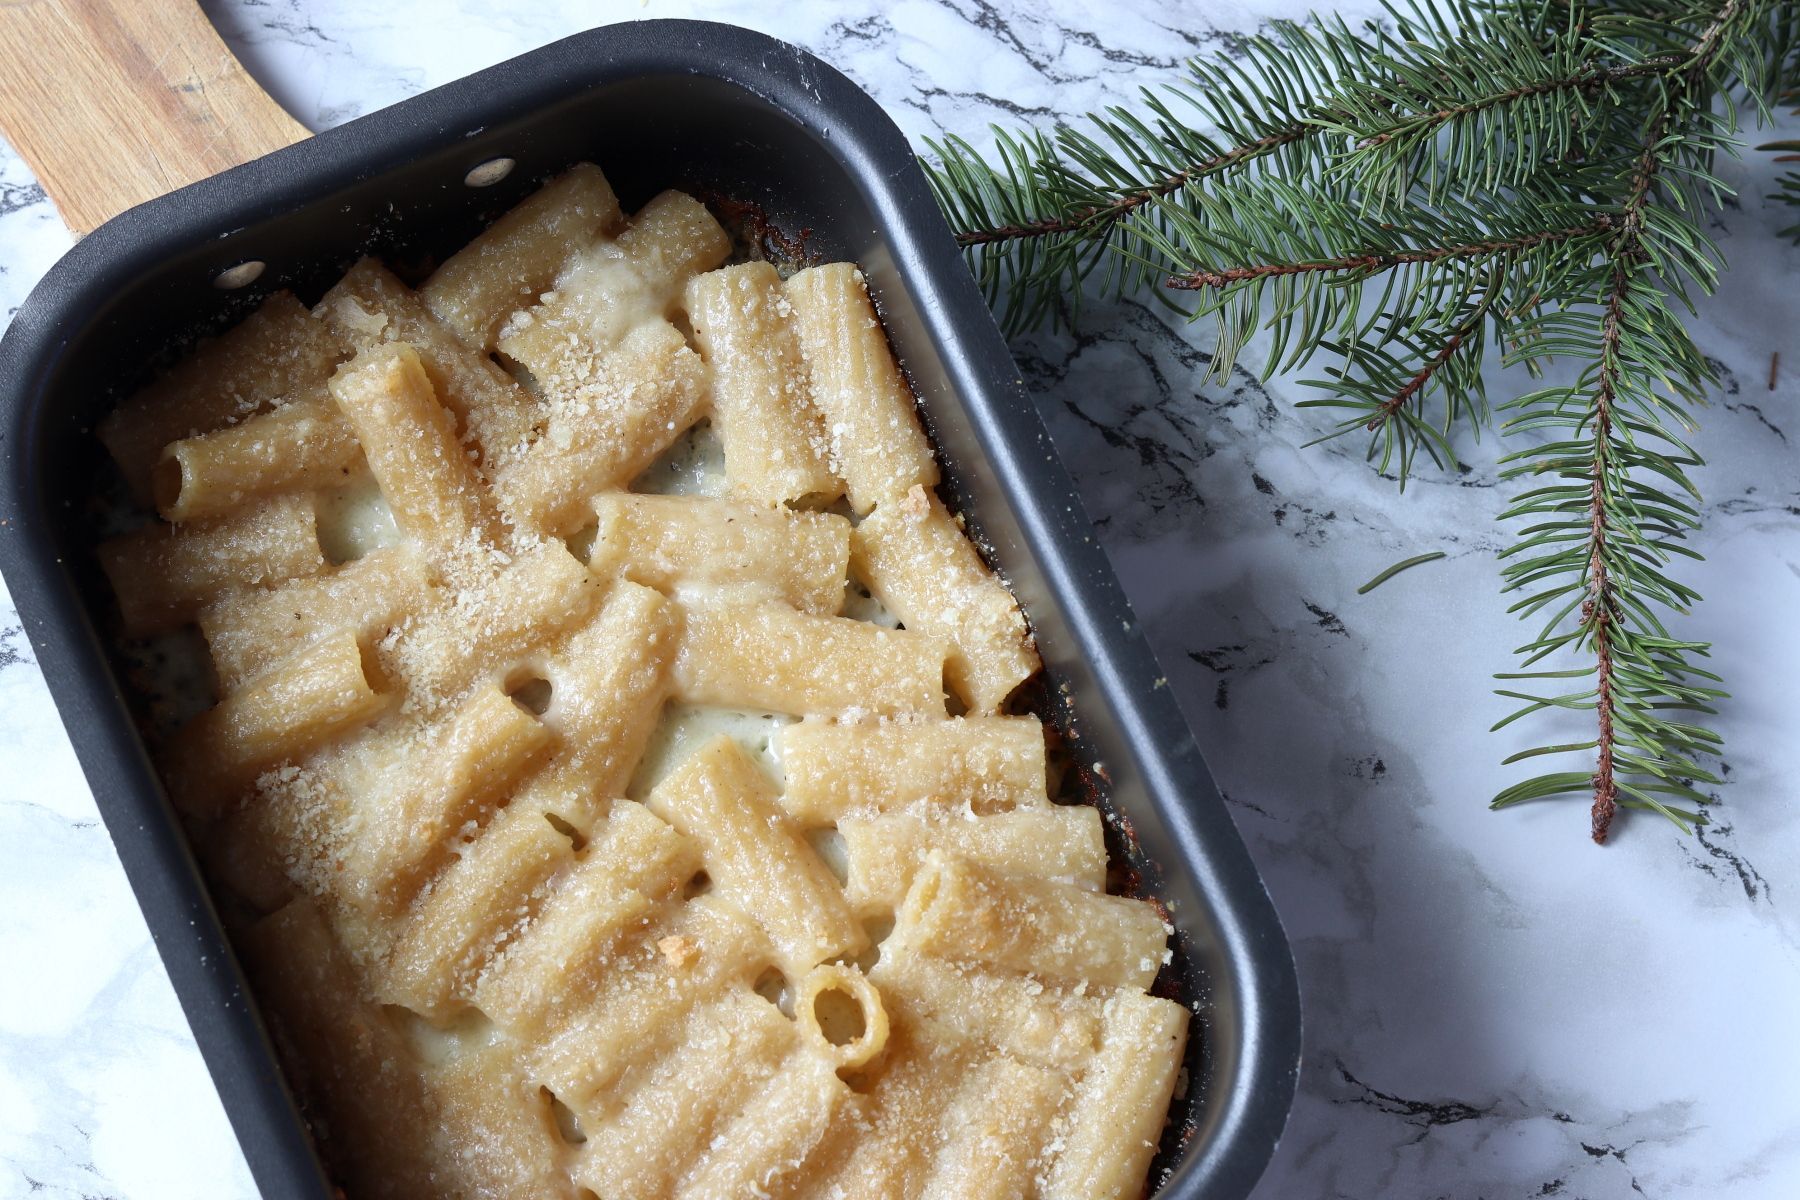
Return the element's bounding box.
[3,2,1797,1197]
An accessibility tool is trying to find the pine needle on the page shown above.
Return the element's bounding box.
[1357,551,1448,594]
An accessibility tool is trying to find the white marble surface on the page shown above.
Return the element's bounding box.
[2,2,1798,1197]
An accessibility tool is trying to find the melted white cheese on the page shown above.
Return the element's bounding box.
[626,703,794,800]
[631,417,727,499]
[315,473,402,563]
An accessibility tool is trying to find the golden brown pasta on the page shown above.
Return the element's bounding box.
[385,540,606,711]
[853,487,1039,713]
[871,948,1104,1070]
[163,629,390,816]
[497,190,729,395]
[521,578,679,802]
[778,715,1048,823]
[893,852,1172,991]
[794,1028,963,1199]
[238,901,444,1200]
[154,391,361,523]
[614,190,735,301]
[645,735,865,973]
[200,802,298,916]
[422,163,624,350]
[99,292,347,503]
[527,897,770,1118]
[336,682,554,915]
[672,599,948,718]
[197,544,431,691]
[328,342,497,551]
[571,989,796,1200]
[495,321,709,535]
[1041,992,1191,1200]
[587,492,850,614]
[676,1050,852,1200]
[421,1048,586,1200]
[685,261,842,506]
[794,962,890,1070]
[785,262,938,513]
[376,794,592,1020]
[99,493,326,636]
[840,805,1107,913]
[918,1055,1068,1200]
[316,257,540,470]
[472,800,701,1032]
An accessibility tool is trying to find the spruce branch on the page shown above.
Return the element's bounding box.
[1299,308,1492,482]
[1763,11,1800,234]
[1164,218,1615,289]
[924,5,1564,333]
[1350,57,1678,152]
[924,0,1791,842]
[946,124,1313,249]
[1493,0,1757,841]
[1370,323,1470,429]
[1591,108,1681,842]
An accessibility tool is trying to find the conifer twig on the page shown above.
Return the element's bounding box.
[925,0,1789,843]
[1371,327,1470,430]
[952,125,1314,248]
[1164,219,1615,290]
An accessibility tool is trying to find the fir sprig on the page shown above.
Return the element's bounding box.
[1763,12,1800,229]
[925,0,1789,842]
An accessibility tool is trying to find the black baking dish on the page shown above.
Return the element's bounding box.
[0,19,1299,1200]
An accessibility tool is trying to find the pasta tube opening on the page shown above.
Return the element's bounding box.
[796,963,890,1071]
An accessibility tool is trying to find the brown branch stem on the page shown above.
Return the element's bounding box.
[1590,109,1681,845]
[1367,329,1470,431]
[954,24,1718,252]
[1357,55,1686,149]
[1165,219,1613,291]
[1587,268,1629,844]
[952,124,1312,249]
[1588,0,1738,842]
[1590,126,1669,846]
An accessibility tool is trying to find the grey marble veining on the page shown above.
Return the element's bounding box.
[2,2,1797,1197]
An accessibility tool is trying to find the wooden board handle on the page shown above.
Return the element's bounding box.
[0,0,309,234]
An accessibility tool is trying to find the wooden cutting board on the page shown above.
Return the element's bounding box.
[0,0,306,234]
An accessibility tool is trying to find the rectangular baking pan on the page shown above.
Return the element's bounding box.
[0,19,1299,1200]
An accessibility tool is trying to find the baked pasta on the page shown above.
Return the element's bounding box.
[96,162,1190,1200]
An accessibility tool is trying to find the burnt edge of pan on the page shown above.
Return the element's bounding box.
[0,19,1300,1200]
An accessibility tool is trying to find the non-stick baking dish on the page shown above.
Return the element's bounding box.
[0,18,1299,1199]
